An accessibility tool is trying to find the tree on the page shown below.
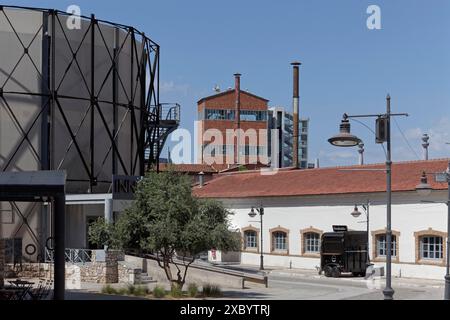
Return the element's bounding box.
[88,170,240,290]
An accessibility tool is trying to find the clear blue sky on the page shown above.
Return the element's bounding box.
[7,0,450,166]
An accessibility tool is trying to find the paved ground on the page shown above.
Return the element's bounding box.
[63,265,446,300]
[224,266,444,300]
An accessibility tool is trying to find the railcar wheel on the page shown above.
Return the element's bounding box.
[331,266,341,278]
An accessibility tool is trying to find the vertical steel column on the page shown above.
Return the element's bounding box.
[112,28,119,175]
[383,94,395,300]
[139,38,147,176]
[130,28,135,174]
[156,46,161,173]
[90,14,96,191]
[40,12,51,261]
[50,10,56,172]
[53,193,66,300]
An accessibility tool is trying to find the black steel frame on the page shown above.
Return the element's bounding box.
[0,5,165,187]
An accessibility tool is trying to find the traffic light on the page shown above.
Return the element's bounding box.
[376,117,388,143]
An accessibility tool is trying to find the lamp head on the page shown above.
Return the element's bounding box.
[351,205,361,218]
[248,207,257,218]
[415,171,432,197]
[328,118,362,147]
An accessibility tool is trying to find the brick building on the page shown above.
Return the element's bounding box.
[197,74,269,166]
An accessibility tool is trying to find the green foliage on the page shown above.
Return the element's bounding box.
[202,284,222,297]
[187,283,199,297]
[88,170,240,289]
[101,284,117,295]
[152,285,166,298]
[170,283,183,298]
[127,284,148,296]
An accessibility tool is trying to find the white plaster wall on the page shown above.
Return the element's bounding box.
[218,191,449,280]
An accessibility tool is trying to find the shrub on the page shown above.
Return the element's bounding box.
[202,284,222,297]
[153,285,166,298]
[101,285,117,295]
[133,285,148,297]
[170,284,183,298]
[187,283,198,297]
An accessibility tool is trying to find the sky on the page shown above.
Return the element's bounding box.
[6,0,450,167]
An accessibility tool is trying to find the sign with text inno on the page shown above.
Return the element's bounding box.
[112,175,142,200]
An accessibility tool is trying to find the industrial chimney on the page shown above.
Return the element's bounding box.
[234,73,241,164]
[291,62,301,169]
[422,134,429,160]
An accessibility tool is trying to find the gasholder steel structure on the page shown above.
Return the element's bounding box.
[0,6,179,262]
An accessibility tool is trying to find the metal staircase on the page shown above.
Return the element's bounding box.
[145,103,180,169]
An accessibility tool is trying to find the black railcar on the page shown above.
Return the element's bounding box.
[320,226,369,278]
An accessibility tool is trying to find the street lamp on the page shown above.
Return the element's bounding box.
[328,94,408,300]
[415,162,450,300]
[248,206,264,271]
[351,202,370,264]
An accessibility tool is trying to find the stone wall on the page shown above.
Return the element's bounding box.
[79,250,122,284]
[118,261,142,284]
[1,250,126,285]
[0,239,5,288]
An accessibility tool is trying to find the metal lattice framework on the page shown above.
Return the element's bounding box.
[0,5,179,193]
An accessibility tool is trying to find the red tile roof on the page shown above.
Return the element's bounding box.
[193,159,449,198]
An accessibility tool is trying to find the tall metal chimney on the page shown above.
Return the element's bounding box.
[422,133,429,160]
[234,73,241,164]
[358,142,365,165]
[291,62,301,169]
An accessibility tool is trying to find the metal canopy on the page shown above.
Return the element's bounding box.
[0,170,66,300]
[0,171,65,200]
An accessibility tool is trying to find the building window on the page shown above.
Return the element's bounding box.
[376,234,397,257]
[244,230,257,250]
[273,232,287,251]
[420,236,443,260]
[240,110,267,121]
[304,232,320,254]
[300,227,323,256]
[371,229,400,263]
[204,109,235,120]
[414,229,446,265]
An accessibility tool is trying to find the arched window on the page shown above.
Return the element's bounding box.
[270,227,289,254]
[273,232,287,251]
[414,229,447,265]
[376,234,397,257]
[241,226,259,252]
[244,230,257,250]
[371,229,400,263]
[420,236,443,260]
[304,232,321,254]
[300,227,323,256]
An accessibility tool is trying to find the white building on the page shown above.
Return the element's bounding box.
[194,159,449,280]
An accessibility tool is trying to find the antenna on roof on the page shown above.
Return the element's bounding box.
[213,84,220,93]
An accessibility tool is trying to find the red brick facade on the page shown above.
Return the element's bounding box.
[197,77,269,166]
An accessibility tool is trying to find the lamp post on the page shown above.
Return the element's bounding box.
[415,163,450,300]
[248,207,264,271]
[351,201,370,264]
[328,94,408,300]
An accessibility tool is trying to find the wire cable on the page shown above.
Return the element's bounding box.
[348,118,387,158]
[393,117,421,160]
